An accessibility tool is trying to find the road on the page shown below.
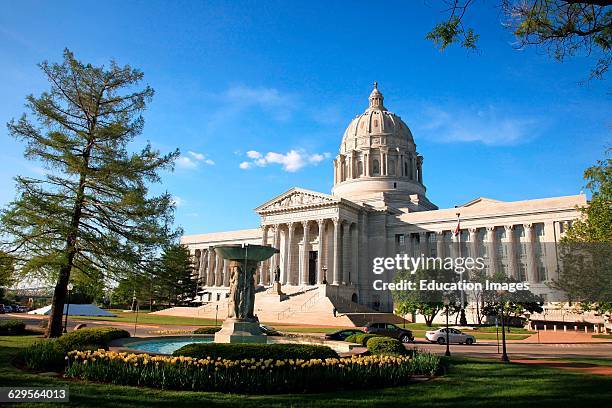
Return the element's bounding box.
[409,340,612,359]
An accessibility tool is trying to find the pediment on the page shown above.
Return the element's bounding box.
[460,197,503,208]
[255,188,339,213]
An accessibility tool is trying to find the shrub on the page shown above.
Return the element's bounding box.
[193,327,221,334]
[355,333,380,346]
[18,327,130,372]
[58,327,130,351]
[366,337,406,356]
[66,350,422,393]
[344,334,359,343]
[18,340,66,372]
[408,350,442,376]
[0,319,26,335]
[173,343,338,360]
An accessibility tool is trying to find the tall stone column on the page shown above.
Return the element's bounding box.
[317,219,326,284]
[419,232,428,256]
[206,248,216,287]
[352,222,359,285]
[286,222,296,285]
[223,259,230,287]
[342,221,350,284]
[332,218,341,285]
[380,150,385,176]
[301,221,310,285]
[436,231,444,259]
[364,151,370,176]
[259,225,269,285]
[468,228,478,259]
[215,253,223,286]
[505,225,518,279]
[524,223,537,282]
[544,221,558,282]
[333,159,338,184]
[269,224,280,285]
[486,226,497,276]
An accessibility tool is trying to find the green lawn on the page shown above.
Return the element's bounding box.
[69,310,221,327]
[592,334,612,339]
[1,334,611,407]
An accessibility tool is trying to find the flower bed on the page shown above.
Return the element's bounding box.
[173,342,338,360]
[65,349,439,393]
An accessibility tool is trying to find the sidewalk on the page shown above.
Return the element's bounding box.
[516,330,612,344]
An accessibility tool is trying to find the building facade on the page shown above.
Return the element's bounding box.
[179,84,585,324]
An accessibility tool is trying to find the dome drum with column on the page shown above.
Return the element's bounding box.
[332,83,436,210]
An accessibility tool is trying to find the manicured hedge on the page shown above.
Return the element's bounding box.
[193,327,221,334]
[17,327,130,372]
[57,327,130,351]
[66,350,427,393]
[355,333,380,346]
[173,343,338,360]
[344,334,359,343]
[366,337,406,356]
[0,319,26,335]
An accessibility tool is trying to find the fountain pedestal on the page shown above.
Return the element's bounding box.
[212,245,278,344]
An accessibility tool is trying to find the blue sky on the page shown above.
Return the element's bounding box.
[0,0,609,235]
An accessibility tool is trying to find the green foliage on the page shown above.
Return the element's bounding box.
[17,327,130,372]
[483,271,543,322]
[366,337,406,356]
[408,350,442,376]
[66,349,422,393]
[0,319,26,335]
[17,339,66,371]
[354,333,380,346]
[426,1,611,80]
[554,149,612,312]
[57,328,130,351]
[192,327,221,334]
[0,251,16,288]
[154,244,197,306]
[173,343,338,360]
[344,334,359,343]
[392,268,461,326]
[0,49,179,337]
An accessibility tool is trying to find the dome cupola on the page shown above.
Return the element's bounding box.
[331,83,436,211]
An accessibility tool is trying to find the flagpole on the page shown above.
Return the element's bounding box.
[456,212,467,326]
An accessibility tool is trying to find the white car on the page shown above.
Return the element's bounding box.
[426,328,476,345]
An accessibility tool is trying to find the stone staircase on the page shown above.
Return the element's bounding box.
[153,284,406,328]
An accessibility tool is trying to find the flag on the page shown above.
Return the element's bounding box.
[453,219,461,237]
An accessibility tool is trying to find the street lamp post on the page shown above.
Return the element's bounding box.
[499,298,510,363]
[443,295,451,357]
[63,283,74,334]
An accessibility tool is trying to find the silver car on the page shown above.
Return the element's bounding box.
[426,328,476,345]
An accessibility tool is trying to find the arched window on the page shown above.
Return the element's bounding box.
[388,159,395,175]
[357,161,363,176]
[372,159,380,175]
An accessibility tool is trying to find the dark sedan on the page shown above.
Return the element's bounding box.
[324,328,365,341]
[364,322,414,343]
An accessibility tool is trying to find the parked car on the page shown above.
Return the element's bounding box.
[14,305,29,313]
[0,304,5,314]
[324,328,364,341]
[425,328,476,345]
[364,323,414,343]
[2,305,13,313]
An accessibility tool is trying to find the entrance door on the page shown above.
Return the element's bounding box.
[308,251,317,285]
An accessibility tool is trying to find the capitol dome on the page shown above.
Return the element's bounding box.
[331,83,437,211]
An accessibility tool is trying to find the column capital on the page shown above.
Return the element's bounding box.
[287,222,295,232]
[523,223,534,230]
[317,218,326,227]
[468,227,478,233]
[261,224,269,231]
[302,220,310,230]
[436,230,445,236]
[419,231,428,238]
[486,226,496,232]
[332,217,341,226]
[504,225,514,231]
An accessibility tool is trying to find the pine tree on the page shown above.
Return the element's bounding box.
[1,49,179,337]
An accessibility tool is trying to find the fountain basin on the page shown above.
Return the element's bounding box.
[214,244,279,261]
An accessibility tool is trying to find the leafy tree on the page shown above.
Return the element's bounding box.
[392,268,461,326]
[0,49,179,337]
[427,1,612,79]
[482,271,544,332]
[552,149,612,313]
[0,251,16,288]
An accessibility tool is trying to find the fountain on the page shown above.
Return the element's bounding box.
[213,243,279,343]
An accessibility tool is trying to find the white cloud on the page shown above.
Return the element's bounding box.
[176,150,215,169]
[239,149,331,172]
[171,196,185,207]
[414,106,539,146]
